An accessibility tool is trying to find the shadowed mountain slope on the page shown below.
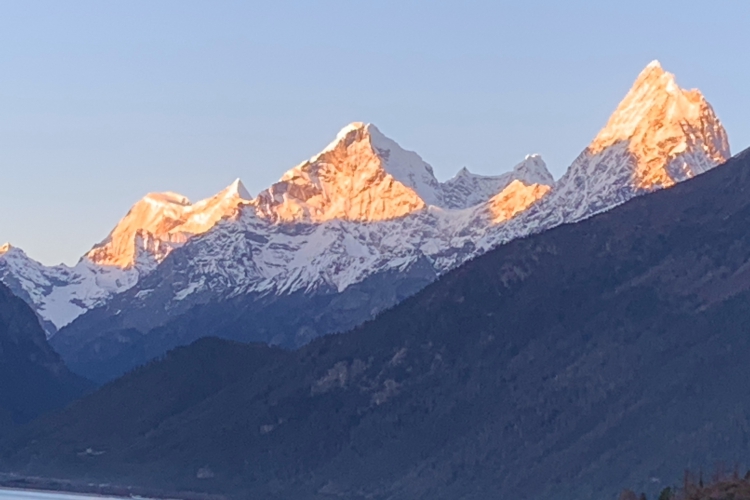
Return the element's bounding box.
[3,149,750,499]
[0,283,89,430]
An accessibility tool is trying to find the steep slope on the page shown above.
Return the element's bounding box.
[45,62,731,383]
[486,179,552,223]
[0,282,89,430]
[6,147,750,499]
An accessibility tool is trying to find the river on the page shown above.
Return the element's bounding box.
[0,488,147,500]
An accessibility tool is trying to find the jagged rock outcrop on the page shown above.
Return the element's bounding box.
[254,123,441,223]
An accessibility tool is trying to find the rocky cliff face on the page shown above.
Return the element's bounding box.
[475,60,730,252]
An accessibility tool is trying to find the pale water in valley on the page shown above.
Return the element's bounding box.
[0,489,152,500]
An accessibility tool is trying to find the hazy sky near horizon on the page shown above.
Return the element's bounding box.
[1,0,748,265]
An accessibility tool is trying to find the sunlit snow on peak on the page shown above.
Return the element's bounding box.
[143,192,192,206]
[85,179,251,270]
[588,61,730,191]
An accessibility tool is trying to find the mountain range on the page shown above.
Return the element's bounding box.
[0,61,731,383]
[4,138,749,500]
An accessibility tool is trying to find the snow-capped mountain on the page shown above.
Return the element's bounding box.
[0,180,252,335]
[543,60,729,224]
[3,123,558,335]
[1,62,731,364]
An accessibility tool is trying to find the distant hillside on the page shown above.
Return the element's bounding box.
[3,148,750,500]
[0,283,89,430]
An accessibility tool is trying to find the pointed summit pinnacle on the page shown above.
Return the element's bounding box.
[226,178,252,200]
[632,59,673,89]
[317,122,373,157]
[589,60,723,156]
[513,155,554,186]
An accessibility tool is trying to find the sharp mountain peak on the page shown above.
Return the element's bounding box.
[544,60,732,219]
[591,61,729,165]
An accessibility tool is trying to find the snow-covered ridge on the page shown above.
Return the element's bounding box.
[254,123,555,222]
[0,245,137,335]
[487,181,552,224]
[0,62,731,335]
[441,154,554,209]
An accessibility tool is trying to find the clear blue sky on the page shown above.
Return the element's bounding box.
[1,0,748,265]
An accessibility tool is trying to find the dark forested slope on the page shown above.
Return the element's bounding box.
[4,149,750,500]
[0,283,89,429]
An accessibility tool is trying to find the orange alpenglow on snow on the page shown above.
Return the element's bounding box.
[589,60,730,190]
[253,123,440,223]
[487,180,551,224]
[86,179,252,269]
[81,123,550,272]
